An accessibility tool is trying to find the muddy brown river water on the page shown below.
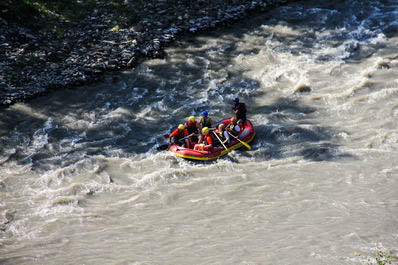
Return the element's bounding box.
[1,0,398,264]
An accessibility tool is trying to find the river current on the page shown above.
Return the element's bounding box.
[1,0,398,264]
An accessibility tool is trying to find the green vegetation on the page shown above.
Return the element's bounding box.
[0,0,40,25]
[368,243,392,265]
[109,25,121,32]
[0,0,172,30]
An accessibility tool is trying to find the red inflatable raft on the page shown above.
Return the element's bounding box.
[169,118,255,161]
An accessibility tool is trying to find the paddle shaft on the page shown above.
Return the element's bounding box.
[165,133,199,139]
[213,131,229,152]
[157,135,191,151]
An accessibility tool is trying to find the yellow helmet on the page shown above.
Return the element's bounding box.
[202,127,209,133]
[188,116,195,122]
[178,124,184,130]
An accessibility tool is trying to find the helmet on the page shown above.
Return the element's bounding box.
[178,124,184,130]
[232,97,239,102]
[188,116,195,122]
[201,111,208,117]
[202,127,209,133]
[230,117,237,123]
[218,123,225,130]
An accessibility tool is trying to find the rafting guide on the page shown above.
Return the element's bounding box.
[232,97,247,122]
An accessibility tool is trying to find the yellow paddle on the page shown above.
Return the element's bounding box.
[228,132,251,150]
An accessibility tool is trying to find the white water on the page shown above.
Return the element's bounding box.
[1,0,398,264]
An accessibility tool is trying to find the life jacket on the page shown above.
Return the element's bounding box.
[239,103,247,113]
[219,130,227,140]
[200,117,212,128]
[203,134,214,151]
[234,103,247,113]
[186,121,198,134]
[173,129,186,138]
[234,103,247,121]
[229,124,239,136]
[204,134,213,145]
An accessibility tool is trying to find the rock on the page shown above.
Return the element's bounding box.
[79,67,93,74]
[156,3,168,10]
[0,17,8,25]
[92,9,99,17]
[294,84,311,93]
[127,56,137,67]
[76,76,86,82]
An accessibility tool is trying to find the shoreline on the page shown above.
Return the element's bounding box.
[0,0,291,106]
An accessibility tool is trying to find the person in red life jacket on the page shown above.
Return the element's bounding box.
[169,124,190,148]
[185,116,201,133]
[215,123,230,146]
[227,117,241,137]
[184,115,201,143]
[194,127,214,151]
[232,97,247,122]
[200,111,214,129]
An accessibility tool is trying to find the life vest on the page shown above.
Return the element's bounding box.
[171,129,186,139]
[233,103,247,114]
[204,134,213,145]
[200,117,212,128]
[229,124,239,136]
[219,130,227,140]
[203,134,214,151]
[233,103,247,121]
[186,121,198,134]
[239,103,247,113]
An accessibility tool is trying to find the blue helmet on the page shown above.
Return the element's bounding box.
[233,97,239,102]
[201,111,208,117]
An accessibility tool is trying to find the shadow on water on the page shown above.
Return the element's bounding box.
[5,0,394,170]
[251,98,352,162]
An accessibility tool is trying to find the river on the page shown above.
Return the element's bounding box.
[1,0,398,264]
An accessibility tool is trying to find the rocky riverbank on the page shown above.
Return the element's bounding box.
[0,0,291,106]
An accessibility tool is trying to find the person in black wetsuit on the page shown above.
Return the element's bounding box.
[232,97,247,122]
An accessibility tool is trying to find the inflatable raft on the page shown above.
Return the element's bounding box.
[169,118,255,161]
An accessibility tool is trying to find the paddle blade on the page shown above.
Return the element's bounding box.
[241,141,251,150]
[227,132,251,150]
[157,144,170,151]
[164,134,170,138]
